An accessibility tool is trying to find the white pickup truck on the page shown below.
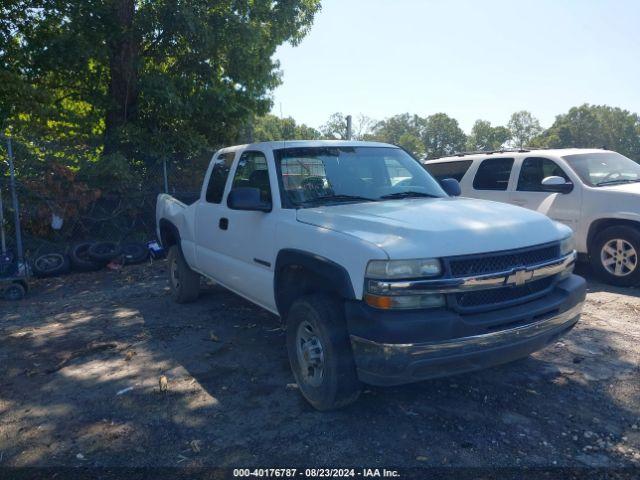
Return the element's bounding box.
[156,140,585,410]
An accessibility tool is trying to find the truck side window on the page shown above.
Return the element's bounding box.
[426,160,473,181]
[473,157,514,191]
[232,151,271,202]
[517,157,570,192]
[206,152,235,203]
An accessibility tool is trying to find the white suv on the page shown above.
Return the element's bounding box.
[424,148,640,286]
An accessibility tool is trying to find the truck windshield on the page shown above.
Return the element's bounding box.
[563,151,640,187]
[275,146,447,208]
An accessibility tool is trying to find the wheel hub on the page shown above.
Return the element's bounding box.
[601,239,638,277]
[296,320,325,387]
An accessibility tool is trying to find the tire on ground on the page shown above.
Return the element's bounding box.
[32,253,71,278]
[70,242,104,272]
[88,241,123,262]
[167,245,200,303]
[286,293,362,411]
[121,242,149,265]
[590,225,640,287]
[3,282,26,301]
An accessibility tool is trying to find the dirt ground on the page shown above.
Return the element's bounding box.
[0,260,639,469]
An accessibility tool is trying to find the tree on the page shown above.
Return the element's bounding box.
[421,113,467,159]
[533,104,640,160]
[466,120,511,151]
[507,111,543,148]
[0,0,322,173]
[371,113,425,157]
[251,114,321,142]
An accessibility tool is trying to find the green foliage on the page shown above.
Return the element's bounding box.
[370,112,466,158]
[508,111,543,148]
[251,114,321,142]
[0,0,322,180]
[421,113,467,159]
[533,104,640,160]
[466,120,511,151]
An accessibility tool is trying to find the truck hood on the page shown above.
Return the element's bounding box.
[296,197,568,259]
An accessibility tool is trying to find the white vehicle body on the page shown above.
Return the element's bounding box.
[157,140,585,407]
[424,149,640,285]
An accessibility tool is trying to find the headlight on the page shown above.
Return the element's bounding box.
[366,258,442,279]
[560,234,575,256]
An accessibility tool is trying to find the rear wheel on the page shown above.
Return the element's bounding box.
[590,225,640,286]
[167,245,200,303]
[286,294,362,411]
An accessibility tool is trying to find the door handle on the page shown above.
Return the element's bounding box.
[511,199,526,206]
[219,218,229,230]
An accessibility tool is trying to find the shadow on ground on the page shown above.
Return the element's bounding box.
[0,261,638,468]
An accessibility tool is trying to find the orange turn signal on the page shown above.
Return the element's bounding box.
[364,294,394,309]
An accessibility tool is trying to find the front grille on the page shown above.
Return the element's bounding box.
[448,243,560,277]
[455,276,555,310]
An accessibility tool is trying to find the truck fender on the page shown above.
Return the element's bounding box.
[273,249,356,318]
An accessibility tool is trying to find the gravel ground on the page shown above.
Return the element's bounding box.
[0,260,638,469]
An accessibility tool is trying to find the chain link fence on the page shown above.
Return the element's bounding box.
[0,135,212,260]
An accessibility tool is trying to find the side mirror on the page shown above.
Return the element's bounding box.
[541,176,573,194]
[227,187,272,212]
[440,178,461,197]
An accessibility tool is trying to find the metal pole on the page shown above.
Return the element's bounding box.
[346,115,353,140]
[0,183,6,255]
[162,157,169,193]
[6,137,23,262]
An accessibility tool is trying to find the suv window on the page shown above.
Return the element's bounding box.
[473,157,514,191]
[206,152,235,203]
[517,157,570,192]
[231,151,271,202]
[425,160,473,181]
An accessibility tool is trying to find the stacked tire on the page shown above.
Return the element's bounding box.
[32,241,150,278]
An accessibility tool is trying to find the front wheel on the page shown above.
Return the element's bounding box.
[590,225,640,286]
[286,294,362,411]
[167,245,200,303]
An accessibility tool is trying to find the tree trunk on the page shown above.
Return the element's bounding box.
[103,0,138,157]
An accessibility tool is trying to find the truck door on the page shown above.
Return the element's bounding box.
[212,149,278,311]
[509,157,581,231]
[195,150,237,281]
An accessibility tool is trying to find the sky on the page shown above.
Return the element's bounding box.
[270,0,640,133]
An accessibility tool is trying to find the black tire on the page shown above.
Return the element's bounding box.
[121,242,149,265]
[32,253,71,278]
[590,225,640,287]
[286,293,362,411]
[88,241,123,262]
[3,282,26,301]
[167,245,200,303]
[70,242,104,272]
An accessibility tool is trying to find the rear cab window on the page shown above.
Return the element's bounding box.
[205,152,236,203]
[473,157,514,191]
[425,160,473,182]
[517,157,571,192]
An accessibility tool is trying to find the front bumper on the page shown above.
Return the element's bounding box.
[348,274,586,386]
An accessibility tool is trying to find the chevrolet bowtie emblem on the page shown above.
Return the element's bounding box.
[507,268,534,287]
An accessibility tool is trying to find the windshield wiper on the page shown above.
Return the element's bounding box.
[596,179,640,186]
[301,194,375,205]
[380,191,440,200]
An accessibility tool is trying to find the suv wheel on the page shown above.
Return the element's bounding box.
[167,245,200,303]
[590,225,640,286]
[286,294,362,410]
